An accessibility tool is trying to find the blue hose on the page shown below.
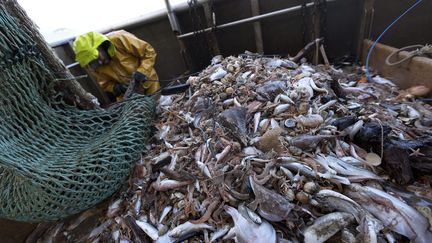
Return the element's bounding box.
[365,0,423,80]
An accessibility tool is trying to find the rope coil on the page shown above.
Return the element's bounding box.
[385,44,432,66]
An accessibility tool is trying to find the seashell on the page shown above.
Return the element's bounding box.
[225,87,234,94]
[295,191,310,204]
[273,104,290,115]
[303,182,320,194]
[284,118,296,128]
[257,127,284,153]
[296,114,324,128]
[227,64,235,72]
[365,152,382,166]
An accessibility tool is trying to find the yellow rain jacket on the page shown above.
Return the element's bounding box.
[73,30,160,96]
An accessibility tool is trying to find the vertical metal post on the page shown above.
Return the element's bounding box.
[312,1,321,65]
[356,0,376,60]
[250,0,264,54]
[165,0,181,33]
[202,1,221,56]
[164,0,191,70]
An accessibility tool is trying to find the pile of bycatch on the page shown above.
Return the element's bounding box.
[35,54,432,243]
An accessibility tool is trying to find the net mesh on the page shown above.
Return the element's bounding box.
[0,4,155,222]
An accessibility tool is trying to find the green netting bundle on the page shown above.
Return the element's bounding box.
[0,2,155,222]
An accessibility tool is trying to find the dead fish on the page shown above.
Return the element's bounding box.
[37,222,65,243]
[256,81,286,100]
[315,189,362,221]
[318,171,351,185]
[296,77,315,99]
[345,120,364,140]
[273,104,290,115]
[345,184,432,243]
[249,176,295,221]
[210,226,230,242]
[371,76,396,86]
[224,205,277,243]
[401,104,421,120]
[317,100,337,114]
[316,155,383,181]
[341,228,356,243]
[356,214,383,243]
[136,219,159,241]
[151,177,193,191]
[259,118,270,132]
[159,206,173,223]
[281,162,317,178]
[216,145,232,163]
[131,190,142,216]
[168,221,215,238]
[278,94,295,104]
[210,67,227,81]
[107,199,123,218]
[219,107,248,145]
[270,118,279,129]
[265,58,298,69]
[303,212,355,243]
[253,112,261,133]
[89,220,113,239]
[296,114,324,128]
[288,134,335,150]
[238,203,262,224]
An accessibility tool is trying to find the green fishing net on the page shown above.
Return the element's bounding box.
[0,3,155,222]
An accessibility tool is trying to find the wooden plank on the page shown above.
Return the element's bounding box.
[362,39,432,92]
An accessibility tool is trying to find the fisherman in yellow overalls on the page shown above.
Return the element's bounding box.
[73,30,160,101]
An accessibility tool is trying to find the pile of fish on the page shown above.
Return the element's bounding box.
[34,54,432,243]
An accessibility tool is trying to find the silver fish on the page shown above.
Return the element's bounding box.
[210,226,230,242]
[273,104,290,115]
[315,189,362,221]
[168,221,215,238]
[253,112,261,133]
[136,219,159,241]
[345,184,432,243]
[303,212,354,243]
[316,155,382,181]
[249,176,295,221]
[224,205,277,243]
[281,162,317,178]
[356,214,383,243]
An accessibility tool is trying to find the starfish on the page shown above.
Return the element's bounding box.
[409,148,425,157]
